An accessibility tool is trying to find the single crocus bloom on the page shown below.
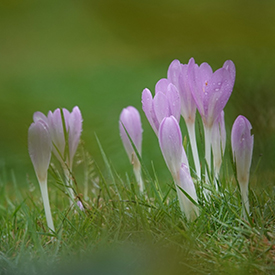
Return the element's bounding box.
[142,79,181,135]
[212,111,226,179]
[34,106,83,204]
[119,106,144,192]
[188,58,235,181]
[167,58,201,179]
[159,116,198,220]
[231,115,254,217]
[28,120,55,232]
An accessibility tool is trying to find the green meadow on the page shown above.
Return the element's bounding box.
[0,0,275,273]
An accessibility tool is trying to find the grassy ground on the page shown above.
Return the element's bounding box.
[0,141,275,274]
[1,0,275,273]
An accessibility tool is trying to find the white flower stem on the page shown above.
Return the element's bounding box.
[240,181,250,220]
[39,179,55,232]
[203,125,212,183]
[186,121,201,180]
[133,157,144,193]
[64,165,75,206]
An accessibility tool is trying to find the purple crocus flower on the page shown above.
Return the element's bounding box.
[212,111,226,179]
[28,120,55,232]
[167,58,201,179]
[159,116,198,220]
[188,58,235,181]
[34,106,83,169]
[231,115,254,216]
[188,58,235,129]
[142,79,181,135]
[119,106,144,192]
[33,106,83,204]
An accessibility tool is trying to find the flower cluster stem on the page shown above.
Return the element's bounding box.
[39,179,55,232]
[186,121,200,180]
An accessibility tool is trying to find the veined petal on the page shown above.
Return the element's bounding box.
[142,88,159,134]
[119,106,143,161]
[28,120,52,183]
[33,112,48,124]
[47,109,65,162]
[231,115,254,185]
[153,92,170,125]
[155,78,170,94]
[166,83,181,122]
[205,65,235,127]
[68,106,83,167]
[159,116,182,178]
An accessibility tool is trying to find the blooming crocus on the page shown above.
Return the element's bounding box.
[231,115,254,217]
[142,79,181,135]
[167,58,201,179]
[33,106,83,203]
[212,111,226,179]
[119,106,144,192]
[188,58,235,180]
[28,120,55,232]
[159,116,198,220]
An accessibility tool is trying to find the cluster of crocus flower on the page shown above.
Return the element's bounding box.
[28,106,82,232]
[119,57,254,221]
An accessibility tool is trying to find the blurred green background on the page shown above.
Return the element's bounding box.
[0,0,275,185]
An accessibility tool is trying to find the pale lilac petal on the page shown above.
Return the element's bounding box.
[166,83,181,122]
[153,92,170,124]
[223,60,236,81]
[231,115,254,184]
[28,120,52,182]
[189,59,235,128]
[205,66,235,126]
[68,106,83,166]
[47,109,65,162]
[33,112,48,124]
[155,78,170,94]
[167,59,181,85]
[188,59,205,118]
[142,88,159,134]
[159,116,182,178]
[119,106,143,161]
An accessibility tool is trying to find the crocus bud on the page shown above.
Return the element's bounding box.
[159,116,198,220]
[158,116,188,179]
[34,106,83,205]
[66,106,83,169]
[142,80,181,135]
[231,115,254,216]
[119,106,144,192]
[212,111,226,178]
[28,120,52,183]
[28,119,55,232]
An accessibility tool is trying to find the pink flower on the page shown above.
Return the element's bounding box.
[34,106,82,169]
[28,119,55,232]
[231,115,254,216]
[167,58,201,178]
[188,58,235,128]
[142,79,181,135]
[159,116,198,220]
[119,106,144,192]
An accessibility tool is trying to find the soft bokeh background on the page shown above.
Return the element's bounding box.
[1,0,275,186]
